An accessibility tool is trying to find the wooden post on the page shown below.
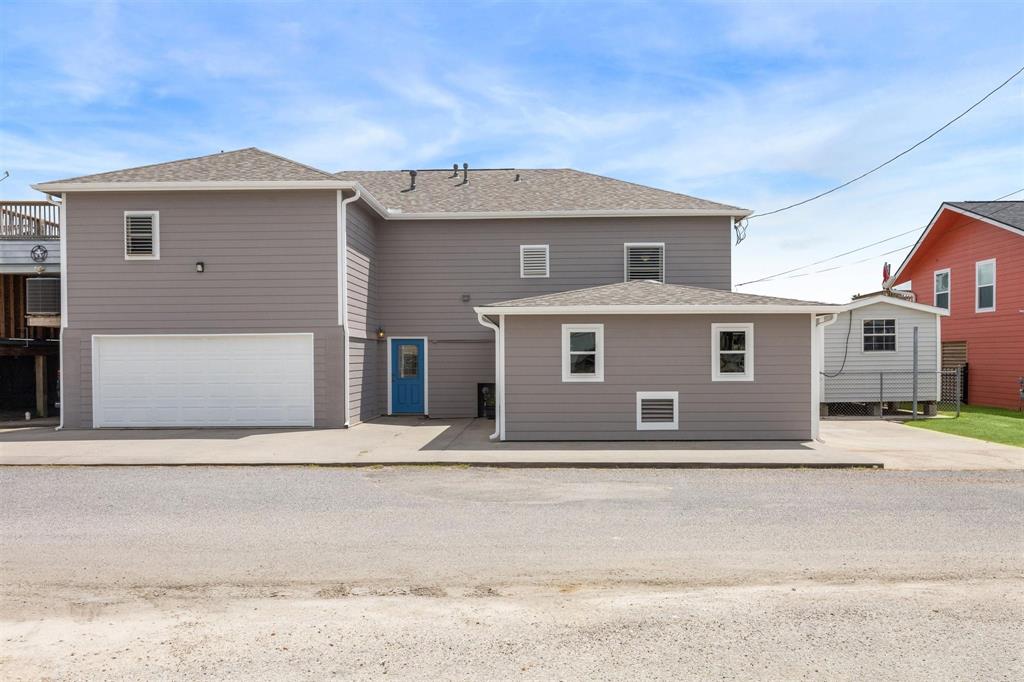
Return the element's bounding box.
[35,355,48,418]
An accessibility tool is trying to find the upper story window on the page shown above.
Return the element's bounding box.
[124,211,159,260]
[975,259,995,312]
[863,319,896,352]
[520,245,550,278]
[711,323,754,381]
[933,269,950,310]
[624,242,664,282]
[561,323,604,382]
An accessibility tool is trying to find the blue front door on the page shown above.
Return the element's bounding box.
[391,338,425,414]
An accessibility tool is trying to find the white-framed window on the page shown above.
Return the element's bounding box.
[561,323,604,382]
[933,268,950,310]
[124,211,159,260]
[636,391,678,430]
[711,323,754,381]
[862,319,896,352]
[624,242,665,282]
[520,244,550,278]
[975,259,995,312]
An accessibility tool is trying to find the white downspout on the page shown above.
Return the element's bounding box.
[46,193,66,430]
[812,313,839,441]
[476,312,501,440]
[339,188,361,427]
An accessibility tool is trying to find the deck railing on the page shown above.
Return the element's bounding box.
[1,201,60,240]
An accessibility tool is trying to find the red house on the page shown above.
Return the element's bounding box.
[887,201,1023,410]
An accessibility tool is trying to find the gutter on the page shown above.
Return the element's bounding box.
[476,313,502,441]
[339,187,361,427]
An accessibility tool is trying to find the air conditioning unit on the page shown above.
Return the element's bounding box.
[26,277,61,315]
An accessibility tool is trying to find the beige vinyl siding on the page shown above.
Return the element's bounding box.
[375,216,731,417]
[822,302,940,403]
[61,190,345,428]
[503,314,812,440]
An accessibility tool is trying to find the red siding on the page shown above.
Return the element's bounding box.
[894,209,1023,409]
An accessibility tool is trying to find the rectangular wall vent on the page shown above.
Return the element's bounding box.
[26,277,61,315]
[125,212,158,258]
[636,391,678,430]
[520,245,550,278]
[625,243,664,282]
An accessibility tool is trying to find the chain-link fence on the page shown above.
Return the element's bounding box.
[821,369,962,419]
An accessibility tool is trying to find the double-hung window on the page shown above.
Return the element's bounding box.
[933,269,950,310]
[711,323,753,381]
[561,324,604,382]
[624,243,665,282]
[124,211,159,260]
[975,259,995,312]
[862,319,896,352]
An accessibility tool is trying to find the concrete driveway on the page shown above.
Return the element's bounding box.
[0,417,1019,468]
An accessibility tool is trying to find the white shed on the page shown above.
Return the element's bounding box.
[820,294,949,410]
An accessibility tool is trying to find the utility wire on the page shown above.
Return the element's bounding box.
[736,186,1024,287]
[745,64,1024,221]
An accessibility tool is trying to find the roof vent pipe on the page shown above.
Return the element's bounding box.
[451,163,459,178]
[408,169,417,191]
[514,173,521,182]
[462,162,468,184]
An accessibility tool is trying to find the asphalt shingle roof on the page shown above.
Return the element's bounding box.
[46,148,339,184]
[484,280,828,308]
[946,201,1024,231]
[335,168,746,214]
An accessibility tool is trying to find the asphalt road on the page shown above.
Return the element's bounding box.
[2,467,1022,680]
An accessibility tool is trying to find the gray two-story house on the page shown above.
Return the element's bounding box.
[34,148,838,440]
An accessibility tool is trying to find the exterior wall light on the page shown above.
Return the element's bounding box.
[376,327,386,340]
[196,262,205,273]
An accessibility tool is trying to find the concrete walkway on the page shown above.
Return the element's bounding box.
[0,417,1019,468]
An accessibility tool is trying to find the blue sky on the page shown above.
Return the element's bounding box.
[1,0,1022,301]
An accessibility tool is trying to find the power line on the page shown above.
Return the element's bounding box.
[735,186,1024,287]
[745,64,1024,221]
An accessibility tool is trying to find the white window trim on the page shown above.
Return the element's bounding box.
[636,391,679,431]
[861,318,898,354]
[519,244,550,278]
[561,323,604,382]
[623,242,665,282]
[123,210,160,260]
[933,268,950,310]
[711,322,754,382]
[975,259,996,313]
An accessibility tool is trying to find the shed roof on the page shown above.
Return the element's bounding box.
[479,280,830,312]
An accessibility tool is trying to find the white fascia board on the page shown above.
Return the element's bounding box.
[886,203,1023,286]
[839,295,950,316]
[384,208,752,220]
[473,304,840,315]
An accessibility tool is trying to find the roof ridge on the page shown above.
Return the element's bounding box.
[48,147,260,184]
[251,147,338,180]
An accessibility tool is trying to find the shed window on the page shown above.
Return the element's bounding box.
[863,319,896,352]
[636,391,678,430]
[975,259,995,312]
[933,269,949,310]
[520,245,550,278]
[711,323,754,381]
[624,243,664,282]
[124,211,159,259]
[561,324,604,382]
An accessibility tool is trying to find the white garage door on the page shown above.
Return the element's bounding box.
[92,334,315,427]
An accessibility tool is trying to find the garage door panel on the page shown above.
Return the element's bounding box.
[93,334,314,427]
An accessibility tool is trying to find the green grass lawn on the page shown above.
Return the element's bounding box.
[906,404,1024,448]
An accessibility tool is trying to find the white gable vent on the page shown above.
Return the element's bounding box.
[520,244,550,278]
[625,243,664,282]
[636,391,678,431]
[26,277,61,315]
[124,211,159,259]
